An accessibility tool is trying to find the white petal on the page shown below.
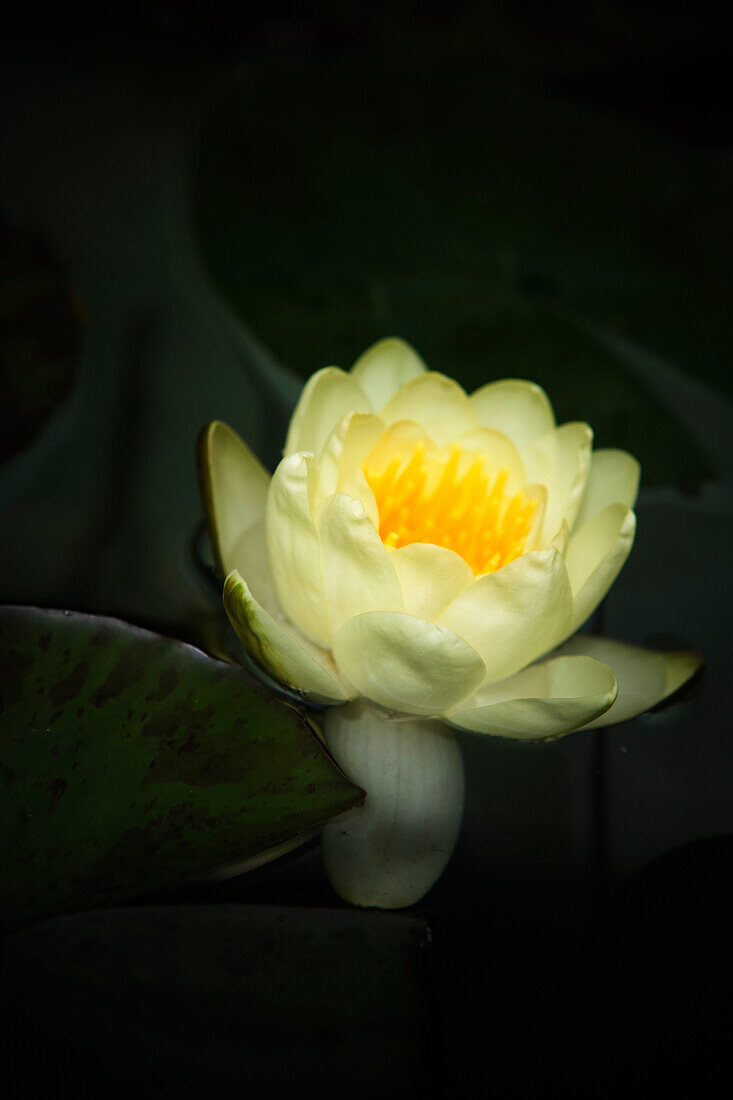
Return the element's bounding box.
[554,635,702,729]
[332,611,486,715]
[284,367,371,458]
[338,467,381,529]
[265,453,330,646]
[551,519,570,557]
[223,571,350,703]
[446,655,617,739]
[379,373,479,446]
[575,448,641,527]
[314,411,384,504]
[438,548,573,682]
[390,543,474,621]
[336,412,386,484]
[321,700,464,908]
[470,379,555,450]
[523,422,593,542]
[197,420,270,575]
[349,337,427,411]
[317,493,404,634]
[565,505,636,636]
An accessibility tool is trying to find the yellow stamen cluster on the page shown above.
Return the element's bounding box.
[363,443,537,575]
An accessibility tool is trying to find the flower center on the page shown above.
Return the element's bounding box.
[363,442,537,574]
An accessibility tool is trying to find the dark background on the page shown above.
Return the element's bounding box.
[2,2,732,1094]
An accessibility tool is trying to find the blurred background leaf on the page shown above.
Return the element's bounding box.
[0,220,83,468]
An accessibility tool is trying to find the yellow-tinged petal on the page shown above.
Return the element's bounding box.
[454,426,527,495]
[223,571,350,703]
[379,372,479,446]
[338,467,381,529]
[564,504,636,636]
[332,612,486,715]
[389,542,474,620]
[554,635,702,729]
[317,493,404,634]
[336,412,386,484]
[437,548,573,682]
[523,422,593,542]
[520,483,549,552]
[663,650,703,697]
[360,418,437,480]
[265,453,330,647]
[315,411,384,504]
[445,655,617,739]
[349,337,427,411]
[284,367,371,458]
[197,420,270,576]
[575,448,641,527]
[551,518,570,558]
[470,378,555,450]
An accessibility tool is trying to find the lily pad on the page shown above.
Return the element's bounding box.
[0,607,363,934]
[193,56,724,484]
[4,904,430,1092]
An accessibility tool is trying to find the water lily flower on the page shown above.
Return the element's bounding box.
[198,337,701,908]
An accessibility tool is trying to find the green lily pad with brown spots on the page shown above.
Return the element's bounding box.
[0,606,363,935]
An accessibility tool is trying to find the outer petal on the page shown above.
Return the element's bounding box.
[554,635,702,729]
[523,422,593,542]
[445,655,617,739]
[284,367,371,457]
[379,373,479,446]
[321,701,464,908]
[390,543,474,621]
[470,379,555,450]
[223,571,350,703]
[349,337,427,411]
[332,612,486,715]
[438,548,573,683]
[197,420,270,575]
[226,521,275,612]
[565,504,636,636]
[575,448,641,527]
[265,453,330,647]
[317,493,404,634]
